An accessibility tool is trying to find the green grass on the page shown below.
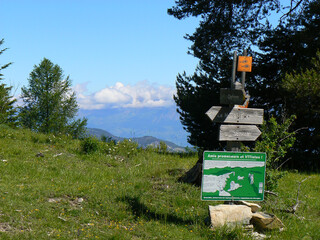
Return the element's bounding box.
[0,124,319,239]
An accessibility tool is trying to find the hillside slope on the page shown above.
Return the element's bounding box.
[0,125,319,239]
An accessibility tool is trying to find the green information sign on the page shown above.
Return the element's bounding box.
[201,151,266,201]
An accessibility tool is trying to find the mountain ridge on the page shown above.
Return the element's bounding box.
[87,127,187,152]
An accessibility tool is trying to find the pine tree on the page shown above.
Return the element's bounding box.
[19,58,87,137]
[168,1,319,151]
[168,0,320,172]
[0,39,17,126]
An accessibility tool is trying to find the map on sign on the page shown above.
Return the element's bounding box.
[201,151,266,201]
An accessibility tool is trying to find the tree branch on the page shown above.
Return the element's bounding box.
[280,0,306,20]
[286,176,311,216]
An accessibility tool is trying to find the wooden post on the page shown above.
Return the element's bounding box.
[228,51,241,152]
[231,51,237,89]
[241,49,247,89]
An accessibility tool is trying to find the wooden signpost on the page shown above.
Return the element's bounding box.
[202,50,267,203]
[206,50,264,150]
[206,106,263,125]
[220,88,245,105]
[219,125,262,141]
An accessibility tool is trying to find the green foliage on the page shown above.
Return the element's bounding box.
[283,51,320,101]
[0,125,320,239]
[80,137,140,160]
[108,139,139,159]
[255,115,296,169]
[282,51,320,163]
[19,58,87,137]
[158,141,168,153]
[0,39,12,81]
[80,136,101,154]
[101,134,116,144]
[0,39,17,127]
[265,169,286,192]
[168,0,320,165]
[252,115,296,190]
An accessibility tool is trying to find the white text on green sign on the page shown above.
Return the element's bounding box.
[201,151,266,201]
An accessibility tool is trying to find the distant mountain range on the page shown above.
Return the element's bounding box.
[78,106,189,147]
[87,128,187,152]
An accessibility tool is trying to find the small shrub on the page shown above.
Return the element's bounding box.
[157,141,168,154]
[101,135,116,144]
[31,135,41,143]
[254,115,296,190]
[80,136,100,154]
[116,139,139,158]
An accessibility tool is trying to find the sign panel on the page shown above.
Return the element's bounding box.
[201,151,266,201]
[220,88,245,105]
[238,56,252,72]
[206,106,264,125]
[219,125,261,141]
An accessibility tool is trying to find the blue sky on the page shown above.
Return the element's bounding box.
[1,0,199,93]
[1,0,200,146]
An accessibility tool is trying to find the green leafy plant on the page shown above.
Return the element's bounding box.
[255,115,296,169]
[254,115,296,190]
[80,136,101,154]
[158,141,168,154]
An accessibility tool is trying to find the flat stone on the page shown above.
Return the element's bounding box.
[208,204,253,228]
[251,212,284,230]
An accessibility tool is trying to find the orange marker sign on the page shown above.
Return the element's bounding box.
[237,56,252,72]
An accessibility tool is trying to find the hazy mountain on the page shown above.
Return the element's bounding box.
[78,106,189,147]
[87,127,186,152]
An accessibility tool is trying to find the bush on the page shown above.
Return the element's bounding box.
[80,136,101,154]
[254,115,296,190]
[157,141,168,153]
[255,115,296,169]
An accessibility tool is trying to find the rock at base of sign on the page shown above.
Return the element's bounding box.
[251,212,285,230]
[236,201,261,213]
[208,204,253,228]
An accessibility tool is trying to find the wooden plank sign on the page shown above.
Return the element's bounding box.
[220,88,245,105]
[219,125,261,141]
[238,56,252,72]
[206,106,264,125]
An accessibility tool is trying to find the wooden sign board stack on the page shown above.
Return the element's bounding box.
[206,51,263,150]
[201,51,267,203]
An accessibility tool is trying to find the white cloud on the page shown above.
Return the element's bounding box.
[74,81,175,110]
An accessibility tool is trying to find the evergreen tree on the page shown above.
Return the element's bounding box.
[19,58,87,137]
[168,0,320,166]
[0,39,17,126]
[282,52,320,169]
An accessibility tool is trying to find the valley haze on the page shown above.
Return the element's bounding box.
[80,105,190,148]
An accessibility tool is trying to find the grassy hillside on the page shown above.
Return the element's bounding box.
[0,124,319,239]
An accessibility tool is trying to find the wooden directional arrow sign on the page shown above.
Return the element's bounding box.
[220,88,245,105]
[219,125,261,141]
[206,106,263,125]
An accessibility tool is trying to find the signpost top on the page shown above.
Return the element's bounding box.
[238,56,252,72]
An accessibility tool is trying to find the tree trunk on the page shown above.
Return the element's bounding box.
[178,156,203,186]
